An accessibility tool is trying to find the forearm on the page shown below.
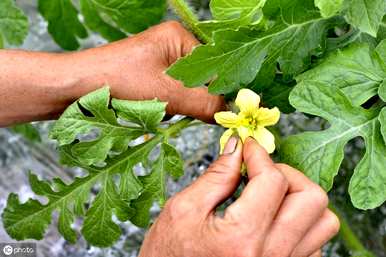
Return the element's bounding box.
[0,50,100,127]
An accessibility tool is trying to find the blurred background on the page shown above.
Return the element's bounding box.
[0,0,385,256]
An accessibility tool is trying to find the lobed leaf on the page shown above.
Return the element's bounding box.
[38,0,166,50]
[2,87,187,247]
[315,0,344,17]
[50,87,166,166]
[345,0,386,37]
[197,0,266,38]
[130,142,183,227]
[281,40,386,209]
[0,0,28,47]
[168,0,337,95]
[281,82,386,209]
[297,42,386,106]
[38,0,88,50]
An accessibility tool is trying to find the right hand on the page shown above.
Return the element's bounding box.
[139,137,340,257]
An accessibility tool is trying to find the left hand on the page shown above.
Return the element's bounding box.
[74,21,226,122]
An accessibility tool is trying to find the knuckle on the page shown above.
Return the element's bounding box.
[266,170,289,189]
[164,194,195,219]
[307,186,329,208]
[205,161,239,184]
[275,163,292,172]
[163,20,184,32]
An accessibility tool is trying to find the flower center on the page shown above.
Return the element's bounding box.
[241,114,259,128]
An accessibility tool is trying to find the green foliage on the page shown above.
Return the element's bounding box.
[167,0,386,210]
[38,0,88,51]
[0,0,28,47]
[10,123,41,142]
[297,43,385,106]
[345,0,386,37]
[315,0,344,17]
[281,41,386,210]
[2,87,187,247]
[38,0,167,50]
[168,0,338,94]
[50,87,165,166]
[197,0,266,38]
[2,0,386,249]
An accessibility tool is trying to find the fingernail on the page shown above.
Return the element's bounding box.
[223,136,238,154]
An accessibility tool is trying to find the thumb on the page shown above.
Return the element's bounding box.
[181,136,243,213]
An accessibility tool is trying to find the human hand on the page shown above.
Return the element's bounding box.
[74,21,225,123]
[138,137,340,257]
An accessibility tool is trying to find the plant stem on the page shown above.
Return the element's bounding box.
[165,117,194,138]
[329,203,377,257]
[168,0,210,43]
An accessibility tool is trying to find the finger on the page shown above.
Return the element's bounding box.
[224,138,288,233]
[291,210,340,257]
[262,164,329,257]
[178,136,243,214]
[158,21,200,64]
[163,77,226,123]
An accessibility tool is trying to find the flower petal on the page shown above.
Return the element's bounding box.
[237,126,253,142]
[219,129,235,153]
[235,89,260,115]
[214,112,239,128]
[256,107,280,127]
[252,127,276,154]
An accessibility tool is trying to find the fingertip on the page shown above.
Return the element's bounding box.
[243,137,275,179]
[243,137,269,160]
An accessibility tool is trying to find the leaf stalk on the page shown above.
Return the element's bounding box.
[167,0,210,43]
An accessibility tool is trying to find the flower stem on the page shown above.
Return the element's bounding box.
[167,0,210,43]
[329,203,377,257]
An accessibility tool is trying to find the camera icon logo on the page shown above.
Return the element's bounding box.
[3,245,13,256]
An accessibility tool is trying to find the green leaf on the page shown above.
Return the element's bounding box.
[82,0,166,34]
[79,0,126,42]
[380,108,386,142]
[3,88,188,246]
[315,0,344,17]
[280,82,386,209]
[297,43,386,106]
[197,0,266,38]
[380,81,386,101]
[50,87,166,166]
[10,123,41,142]
[260,81,295,114]
[2,141,154,246]
[38,0,88,50]
[0,0,28,47]
[210,0,265,20]
[81,172,134,247]
[112,98,166,132]
[168,0,336,94]
[38,0,166,49]
[130,142,184,227]
[345,0,386,37]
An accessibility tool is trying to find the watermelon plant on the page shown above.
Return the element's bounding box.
[0,0,385,255]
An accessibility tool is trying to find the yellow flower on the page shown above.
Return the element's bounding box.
[215,89,280,154]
